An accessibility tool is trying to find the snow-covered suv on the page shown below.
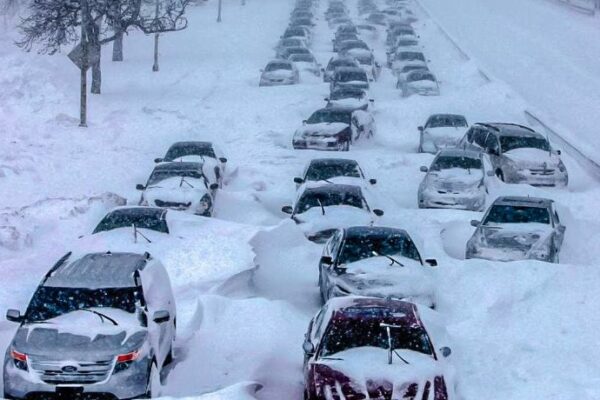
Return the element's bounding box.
[3,251,176,399]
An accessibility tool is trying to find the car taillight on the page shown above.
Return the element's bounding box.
[116,350,140,363]
[10,349,28,371]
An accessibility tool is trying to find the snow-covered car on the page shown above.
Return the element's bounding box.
[356,23,379,39]
[387,38,420,67]
[459,123,568,187]
[93,206,170,235]
[136,162,218,216]
[335,23,358,36]
[329,16,353,29]
[418,149,492,211]
[259,59,300,86]
[325,87,373,111]
[289,53,321,76]
[330,67,370,92]
[281,184,384,242]
[365,11,387,25]
[302,297,453,400]
[418,114,469,153]
[322,56,360,83]
[401,70,440,97]
[293,158,377,189]
[154,141,228,187]
[319,226,438,305]
[282,26,311,44]
[275,37,308,58]
[292,107,375,151]
[3,251,176,399]
[386,24,416,47]
[391,51,427,76]
[290,17,314,30]
[395,65,429,86]
[351,52,381,81]
[337,40,370,56]
[466,196,566,263]
[332,33,360,53]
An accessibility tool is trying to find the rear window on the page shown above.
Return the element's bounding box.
[484,205,550,225]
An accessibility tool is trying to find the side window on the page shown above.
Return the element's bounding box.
[485,133,499,154]
[313,306,328,340]
[330,231,343,260]
[465,127,475,143]
[474,130,488,148]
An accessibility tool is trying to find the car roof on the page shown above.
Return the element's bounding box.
[309,158,359,167]
[476,123,541,138]
[104,206,167,220]
[436,148,481,158]
[43,252,152,289]
[492,196,553,208]
[153,161,202,171]
[303,183,362,196]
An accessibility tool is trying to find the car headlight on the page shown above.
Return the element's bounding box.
[528,242,552,261]
[113,349,142,373]
[9,348,28,371]
[558,160,567,173]
[197,194,211,212]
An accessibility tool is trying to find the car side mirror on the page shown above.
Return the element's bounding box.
[470,220,480,227]
[281,205,293,214]
[302,341,315,355]
[324,98,330,102]
[136,184,145,191]
[373,209,384,217]
[321,256,333,265]
[294,177,304,184]
[153,310,170,324]
[556,150,561,155]
[486,170,495,177]
[369,99,375,103]
[6,309,23,323]
[209,183,219,190]
[420,166,428,173]
[369,178,377,185]
[439,346,452,358]
[219,157,228,163]
[154,157,163,163]
[418,126,424,132]
[425,259,438,267]
[302,120,307,125]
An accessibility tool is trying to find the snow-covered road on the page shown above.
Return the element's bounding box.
[1,0,600,399]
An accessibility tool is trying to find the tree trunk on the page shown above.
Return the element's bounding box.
[112,30,123,61]
[152,33,159,72]
[91,41,101,94]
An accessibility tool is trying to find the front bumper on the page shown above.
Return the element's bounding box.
[419,188,485,211]
[293,137,341,151]
[259,78,296,86]
[420,137,460,154]
[3,356,150,400]
[504,168,568,187]
[466,242,552,262]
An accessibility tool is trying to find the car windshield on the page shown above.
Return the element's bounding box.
[295,190,365,214]
[426,115,467,128]
[341,42,368,51]
[339,233,421,264]
[329,60,356,70]
[306,110,351,124]
[397,39,418,46]
[285,28,306,37]
[430,156,481,171]
[330,88,365,100]
[338,71,368,82]
[24,286,142,323]
[291,54,315,62]
[321,313,433,357]
[484,205,550,225]
[500,136,550,153]
[287,48,310,56]
[397,52,425,61]
[147,168,204,186]
[306,162,361,181]
[266,62,292,71]
[408,72,435,82]
[355,56,373,65]
[93,210,169,234]
[165,143,216,160]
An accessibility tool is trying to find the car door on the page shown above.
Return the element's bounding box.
[320,230,343,299]
[304,305,328,390]
[484,132,502,169]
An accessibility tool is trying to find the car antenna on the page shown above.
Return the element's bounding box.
[132,223,152,243]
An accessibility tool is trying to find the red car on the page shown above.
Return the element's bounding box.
[302,297,452,400]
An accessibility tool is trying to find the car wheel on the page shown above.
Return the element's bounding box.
[145,361,161,398]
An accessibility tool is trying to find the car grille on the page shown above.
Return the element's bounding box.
[29,356,114,384]
[154,199,192,209]
[25,392,118,400]
[529,168,555,176]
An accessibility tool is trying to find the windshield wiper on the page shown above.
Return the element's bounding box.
[320,356,344,361]
[133,223,152,243]
[180,176,194,188]
[380,323,409,365]
[80,309,119,326]
[372,250,404,267]
[317,198,326,215]
[146,185,163,189]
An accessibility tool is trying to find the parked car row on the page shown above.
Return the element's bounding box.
[3,141,229,399]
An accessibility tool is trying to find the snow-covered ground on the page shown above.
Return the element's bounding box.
[1,0,600,399]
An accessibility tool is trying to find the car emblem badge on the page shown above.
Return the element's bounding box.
[62,365,78,373]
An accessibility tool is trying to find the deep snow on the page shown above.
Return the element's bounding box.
[1,0,600,399]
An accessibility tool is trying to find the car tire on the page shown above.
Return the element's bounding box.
[144,360,161,398]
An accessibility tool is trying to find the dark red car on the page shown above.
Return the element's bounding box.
[302,297,452,400]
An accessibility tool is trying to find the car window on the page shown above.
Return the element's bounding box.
[484,205,551,225]
[484,133,500,153]
[473,129,489,148]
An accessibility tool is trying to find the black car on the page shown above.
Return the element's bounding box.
[318,226,438,303]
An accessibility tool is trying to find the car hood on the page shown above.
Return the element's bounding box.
[332,257,434,303]
[144,177,209,204]
[328,98,368,110]
[13,309,146,358]
[314,347,442,398]
[295,122,349,137]
[294,61,318,69]
[477,223,553,251]
[424,126,466,141]
[503,148,561,168]
[293,206,373,235]
[425,168,483,190]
